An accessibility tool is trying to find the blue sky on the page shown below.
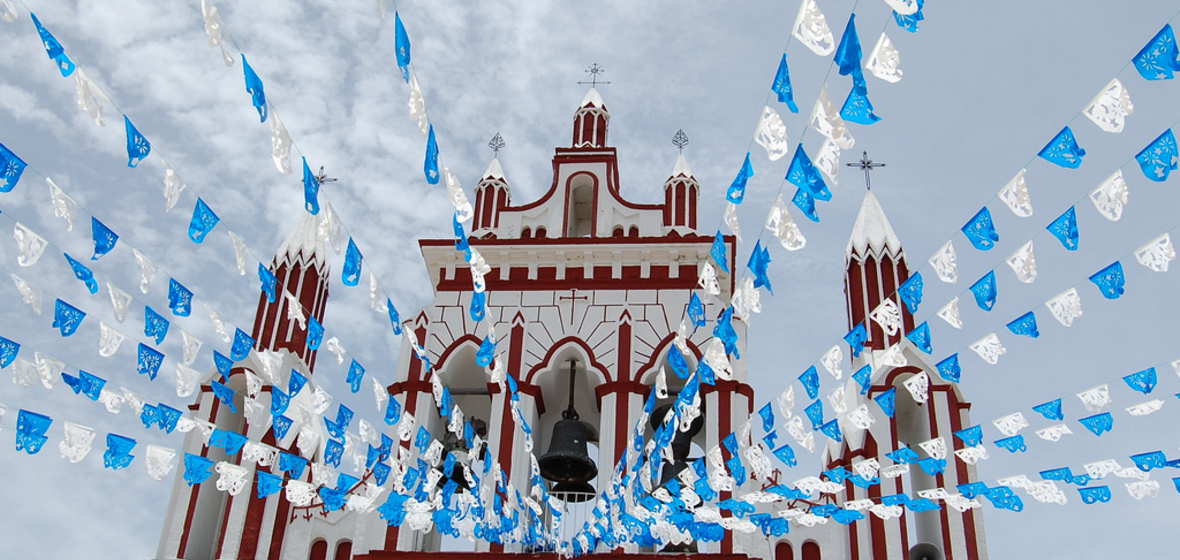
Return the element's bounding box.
[1,1,1179,558]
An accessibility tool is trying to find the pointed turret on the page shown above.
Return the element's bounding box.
[251,211,331,373]
[572,88,610,148]
[844,191,913,352]
[472,157,511,235]
[663,154,699,232]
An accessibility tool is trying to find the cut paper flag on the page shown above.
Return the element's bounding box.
[1134,233,1175,272]
[1078,486,1112,504]
[748,240,773,293]
[1123,367,1157,395]
[90,217,119,260]
[231,329,254,361]
[59,422,96,463]
[0,1,14,22]
[870,298,903,336]
[133,249,158,293]
[998,169,1032,218]
[834,13,864,80]
[841,86,881,125]
[1083,78,1134,133]
[902,372,929,404]
[12,273,42,315]
[1088,261,1125,300]
[241,55,267,122]
[258,264,277,303]
[755,108,789,161]
[168,279,193,317]
[1006,311,1039,338]
[793,188,820,222]
[1006,240,1037,283]
[104,434,136,470]
[1078,412,1114,437]
[710,231,730,273]
[1134,128,1178,182]
[1047,206,1079,251]
[0,336,18,368]
[184,453,216,486]
[1033,399,1064,421]
[144,306,170,345]
[48,178,79,229]
[969,333,1006,365]
[200,0,235,66]
[124,116,151,168]
[771,55,799,113]
[1132,24,1180,80]
[16,409,52,455]
[726,153,754,204]
[898,272,923,314]
[1090,170,1129,221]
[906,322,932,354]
[1038,126,1085,168]
[970,270,997,311]
[64,253,98,294]
[63,370,106,401]
[936,354,961,383]
[875,387,896,417]
[302,158,320,215]
[961,207,999,251]
[809,85,854,149]
[0,142,27,192]
[1077,384,1112,413]
[765,194,807,251]
[424,125,440,185]
[53,299,85,337]
[893,0,925,33]
[394,12,412,81]
[30,13,75,76]
[14,223,48,267]
[844,323,867,358]
[98,322,126,357]
[137,343,164,380]
[928,240,958,283]
[865,32,902,83]
[785,144,831,201]
[188,199,219,243]
[793,0,835,56]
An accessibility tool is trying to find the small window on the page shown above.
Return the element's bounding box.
[776,541,794,560]
[628,225,639,238]
[521,227,531,239]
[535,226,547,238]
[334,540,352,560]
[802,541,821,560]
[309,540,328,560]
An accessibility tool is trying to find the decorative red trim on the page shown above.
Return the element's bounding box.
[523,336,610,386]
[633,333,702,383]
[432,335,483,372]
[420,235,715,248]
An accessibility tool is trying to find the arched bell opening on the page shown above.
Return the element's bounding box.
[638,344,708,484]
[567,175,595,238]
[431,342,494,493]
[533,345,606,502]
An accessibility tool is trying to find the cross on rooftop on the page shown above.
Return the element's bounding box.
[577,63,611,88]
[847,151,886,190]
[672,129,689,154]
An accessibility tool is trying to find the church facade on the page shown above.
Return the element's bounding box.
[155,89,986,560]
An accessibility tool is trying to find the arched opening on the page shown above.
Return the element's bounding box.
[801,540,821,560]
[521,226,532,239]
[775,541,795,560]
[333,540,352,560]
[535,226,547,238]
[613,226,625,238]
[308,539,328,560]
[567,177,594,237]
[639,343,706,484]
[892,369,941,557]
[628,225,639,238]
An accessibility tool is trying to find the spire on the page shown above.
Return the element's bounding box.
[482,157,506,181]
[276,211,328,271]
[670,153,693,178]
[572,88,610,148]
[474,157,511,232]
[846,190,903,260]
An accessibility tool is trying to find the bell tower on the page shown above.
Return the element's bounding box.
[826,190,988,560]
[381,88,751,555]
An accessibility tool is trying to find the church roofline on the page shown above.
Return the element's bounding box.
[847,190,904,260]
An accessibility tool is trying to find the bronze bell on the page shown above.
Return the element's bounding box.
[539,360,599,485]
[651,403,704,461]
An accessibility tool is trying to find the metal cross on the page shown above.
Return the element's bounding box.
[488,133,506,157]
[846,151,885,190]
[558,289,589,327]
[672,129,689,154]
[577,63,611,88]
[315,166,338,184]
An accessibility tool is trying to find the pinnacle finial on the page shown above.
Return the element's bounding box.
[672,129,689,155]
[488,133,506,157]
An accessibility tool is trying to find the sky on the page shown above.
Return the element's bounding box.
[1,1,1180,559]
